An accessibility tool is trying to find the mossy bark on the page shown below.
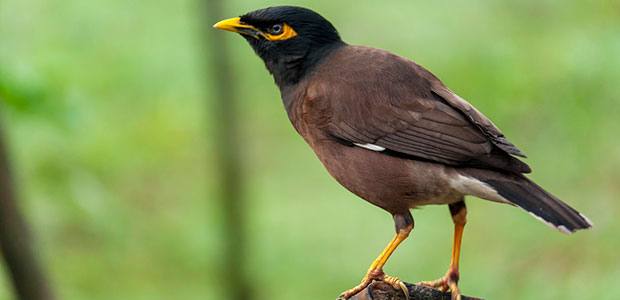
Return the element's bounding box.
[348,281,485,300]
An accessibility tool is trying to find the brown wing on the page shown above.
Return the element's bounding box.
[307,46,530,173]
[431,84,527,158]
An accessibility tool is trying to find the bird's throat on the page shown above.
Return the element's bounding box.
[266,41,346,88]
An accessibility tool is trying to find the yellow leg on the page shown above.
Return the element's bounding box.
[338,222,413,299]
[420,201,467,300]
[451,221,464,271]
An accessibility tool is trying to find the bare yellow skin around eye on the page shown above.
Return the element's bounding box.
[262,23,298,41]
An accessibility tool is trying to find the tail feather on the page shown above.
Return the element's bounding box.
[482,176,593,234]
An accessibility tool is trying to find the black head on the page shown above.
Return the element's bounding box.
[214,6,345,87]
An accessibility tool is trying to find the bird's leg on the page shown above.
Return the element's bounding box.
[419,200,467,300]
[338,212,413,300]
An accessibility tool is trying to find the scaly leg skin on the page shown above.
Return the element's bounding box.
[338,213,413,300]
[419,201,467,300]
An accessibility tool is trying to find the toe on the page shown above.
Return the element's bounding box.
[419,279,447,290]
[338,277,373,299]
[451,290,461,300]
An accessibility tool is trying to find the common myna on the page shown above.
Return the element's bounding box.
[213,6,593,300]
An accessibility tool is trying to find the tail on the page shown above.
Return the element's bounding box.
[482,176,593,234]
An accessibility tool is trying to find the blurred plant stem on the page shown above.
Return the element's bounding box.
[201,1,252,300]
[0,108,55,299]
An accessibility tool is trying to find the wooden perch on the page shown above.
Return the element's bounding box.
[348,281,484,300]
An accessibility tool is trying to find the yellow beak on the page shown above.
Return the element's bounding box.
[213,17,261,39]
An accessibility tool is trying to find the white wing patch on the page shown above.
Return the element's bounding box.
[354,143,385,151]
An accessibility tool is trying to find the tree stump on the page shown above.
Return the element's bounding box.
[348,281,485,300]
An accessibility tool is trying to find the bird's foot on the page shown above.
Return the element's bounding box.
[338,269,409,300]
[418,268,460,300]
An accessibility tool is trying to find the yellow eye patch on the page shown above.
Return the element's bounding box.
[262,23,298,41]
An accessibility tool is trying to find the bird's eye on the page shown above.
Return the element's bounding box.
[260,23,298,41]
[269,23,284,35]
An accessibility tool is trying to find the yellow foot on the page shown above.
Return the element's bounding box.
[338,270,409,300]
[419,270,460,300]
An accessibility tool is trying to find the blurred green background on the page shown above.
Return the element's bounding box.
[1,0,619,299]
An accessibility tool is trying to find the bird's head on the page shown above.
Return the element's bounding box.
[213,6,345,87]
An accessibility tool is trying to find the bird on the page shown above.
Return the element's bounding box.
[213,6,593,300]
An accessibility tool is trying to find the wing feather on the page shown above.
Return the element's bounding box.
[306,46,530,173]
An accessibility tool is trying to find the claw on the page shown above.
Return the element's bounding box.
[339,271,409,299]
[398,280,409,300]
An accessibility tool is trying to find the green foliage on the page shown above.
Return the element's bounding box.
[1,0,618,299]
